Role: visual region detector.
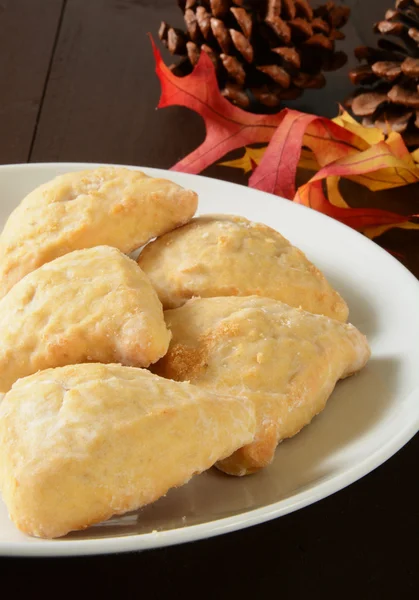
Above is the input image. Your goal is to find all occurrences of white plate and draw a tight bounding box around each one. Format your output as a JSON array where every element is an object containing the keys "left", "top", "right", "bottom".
[{"left": 0, "top": 163, "right": 418, "bottom": 557}]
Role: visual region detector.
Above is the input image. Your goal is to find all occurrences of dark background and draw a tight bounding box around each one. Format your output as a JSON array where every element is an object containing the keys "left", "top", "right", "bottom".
[{"left": 0, "top": 0, "right": 418, "bottom": 597}]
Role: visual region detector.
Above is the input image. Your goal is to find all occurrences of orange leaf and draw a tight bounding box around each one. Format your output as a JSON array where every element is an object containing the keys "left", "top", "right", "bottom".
[
  {"left": 294, "top": 144, "right": 419, "bottom": 237},
  {"left": 363, "top": 221, "right": 419, "bottom": 239},
  {"left": 308, "top": 141, "right": 419, "bottom": 186},
  {"left": 294, "top": 180, "right": 412, "bottom": 231},
  {"left": 303, "top": 118, "right": 370, "bottom": 166},
  {"left": 348, "top": 132, "right": 419, "bottom": 191},
  {"left": 151, "top": 36, "right": 284, "bottom": 174}
]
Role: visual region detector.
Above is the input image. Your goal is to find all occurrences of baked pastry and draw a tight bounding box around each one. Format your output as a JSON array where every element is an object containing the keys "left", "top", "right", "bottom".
[
  {"left": 0, "top": 167, "right": 198, "bottom": 298},
  {"left": 0, "top": 246, "right": 170, "bottom": 392},
  {"left": 0, "top": 363, "right": 255, "bottom": 538},
  {"left": 153, "top": 296, "right": 370, "bottom": 476},
  {"left": 138, "top": 214, "right": 348, "bottom": 321}
]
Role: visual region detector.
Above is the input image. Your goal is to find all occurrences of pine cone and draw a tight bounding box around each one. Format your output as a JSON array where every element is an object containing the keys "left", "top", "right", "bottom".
[
  {"left": 348, "top": 0, "right": 419, "bottom": 147},
  {"left": 159, "top": 0, "right": 350, "bottom": 111}
]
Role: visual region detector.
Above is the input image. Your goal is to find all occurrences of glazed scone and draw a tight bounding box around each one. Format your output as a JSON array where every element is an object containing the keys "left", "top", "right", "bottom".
[
  {"left": 138, "top": 214, "right": 348, "bottom": 321},
  {"left": 0, "top": 246, "right": 170, "bottom": 392},
  {"left": 153, "top": 296, "right": 370, "bottom": 476},
  {"left": 0, "top": 167, "right": 198, "bottom": 298},
  {"left": 0, "top": 363, "right": 256, "bottom": 539}
]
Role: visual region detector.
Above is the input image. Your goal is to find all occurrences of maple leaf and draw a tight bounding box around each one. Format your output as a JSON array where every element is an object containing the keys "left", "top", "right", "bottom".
[{"left": 151, "top": 36, "right": 285, "bottom": 174}]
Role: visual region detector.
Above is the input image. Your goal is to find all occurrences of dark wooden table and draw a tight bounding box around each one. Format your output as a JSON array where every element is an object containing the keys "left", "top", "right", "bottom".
[{"left": 0, "top": 0, "right": 418, "bottom": 596}]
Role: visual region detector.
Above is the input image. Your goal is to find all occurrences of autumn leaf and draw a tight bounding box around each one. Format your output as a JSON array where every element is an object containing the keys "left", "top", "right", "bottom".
[
  {"left": 248, "top": 109, "right": 375, "bottom": 198},
  {"left": 303, "top": 117, "right": 370, "bottom": 165},
  {"left": 151, "top": 36, "right": 284, "bottom": 174},
  {"left": 299, "top": 149, "right": 320, "bottom": 171},
  {"left": 293, "top": 151, "right": 419, "bottom": 234},
  {"left": 217, "top": 110, "right": 419, "bottom": 193},
  {"left": 294, "top": 179, "right": 416, "bottom": 231},
  {"left": 249, "top": 110, "right": 321, "bottom": 198},
  {"left": 152, "top": 44, "right": 418, "bottom": 239},
  {"left": 326, "top": 176, "right": 349, "bottom": 208},
  {"left": 363, "top": 221, "right": 419, "bottom": 239},
  {"left": 244, "top": 109, "right": 419, "bottom": 235},
  {"left": 219, "top": 147, "right": 265, "bottom": 174},
  {"left": 220, "top": 146, "right": 319, "bottom": 172},
  {"left": 332, "top": 108, "right": 385, "bottom": 146},
  {"left": 306, "top": 141, "right": 419, "bottom": 186}
]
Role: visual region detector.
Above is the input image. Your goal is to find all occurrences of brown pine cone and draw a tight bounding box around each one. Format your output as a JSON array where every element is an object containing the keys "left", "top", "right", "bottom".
[
  {"left": 159, "top": 0, "right": 350, "bottom": 111},
  {"left": 348, "top": 0, "right": 419, "bottom": 148}
]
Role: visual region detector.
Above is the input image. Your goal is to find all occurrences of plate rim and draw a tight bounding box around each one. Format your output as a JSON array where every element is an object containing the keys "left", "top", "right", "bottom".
[
  {"left": 0, "top": 161, "right": 418, "bottom": 557},
  {"left": 2, "top": 160, "right": 419, "bottom": 290}
]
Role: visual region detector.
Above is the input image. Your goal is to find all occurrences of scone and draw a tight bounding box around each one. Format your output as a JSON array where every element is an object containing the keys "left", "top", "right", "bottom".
[
  {"left": 0, "top": 167, "right": 198, "bottom": 298},
  {"left": 0, "top": 363, "right": 256, "bottom": 538},
  {"left": 139, "top": 214, "right": 348, "bottom": 321},
  {"left": 153, "top": 296, "right": 370, "bottom": 476},
  {"left": 0, "top": 246, "right": 170, "bottom": 392}
]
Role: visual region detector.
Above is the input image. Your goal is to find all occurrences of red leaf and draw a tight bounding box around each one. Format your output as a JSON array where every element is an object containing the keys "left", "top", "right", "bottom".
[
  {"left": 249, "top": 110, "right": 319, "bottom": 198},
  {"left": 151, "top": 36, "right": 285, "bottom": 174}
]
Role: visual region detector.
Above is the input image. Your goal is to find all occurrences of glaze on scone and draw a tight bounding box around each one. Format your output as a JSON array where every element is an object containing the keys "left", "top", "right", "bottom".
[
  {"left": 138, "top": 214, "right": 348, "bottom": 321},
  {"left": 0, "top": 246, "right": 171, "bottom": 392},
  {"left": 0, "top": 167, "right": 198, "bottom": 297},
  {"left": 0, "top": 363, "right": 255, "bottom": 538},
  {"left": 153, "top": 296, "right": 370, "bottom": 476}
]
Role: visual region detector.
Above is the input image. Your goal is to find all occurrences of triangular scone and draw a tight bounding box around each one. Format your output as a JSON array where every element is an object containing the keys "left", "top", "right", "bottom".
[
  {"left": 0, "top": 167, "right": 197, "bottom": 298},
  {"left": 0, "top": 364, "right": 255, "bottom": 539},
  {"left": 139, "top": 214, "right": 348, "bottom": 321},
  {"left": 153, "top": 296, "right": 370, "bottom": 476},
  {"left": 0, "top": 246, "right": 171, "bottom": 392}
]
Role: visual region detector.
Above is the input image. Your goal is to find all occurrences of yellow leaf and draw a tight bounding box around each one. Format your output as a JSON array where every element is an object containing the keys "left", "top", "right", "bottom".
[
  {"left": 348, "top": 169, "right": 419, "bottom": 191},
  {"left": 219, "top": 146, "right": 266, "bottom": 173},
  {"left": 298, "top": 148, "right": 320, "bottom": 171},
  {"left": 326, "top": 176, "right": 349, "bottom": 208},
  {"left": 332, "top": 109, "right": 385, "bottom": 145},
  {"left": 410, "top": 148, "right": 419, "bottom": 164},
  {"left": 220, "top": 145, "right": 321, "bottom": 174},
  {"left": 363, "top": 221, "right": 419, "bottom": 239},
  {"left": 344, "top": 136, "right": 419, "bottom": 191},
  {"left": 386, "top": 132, "right": 416, "bottom": 165}
]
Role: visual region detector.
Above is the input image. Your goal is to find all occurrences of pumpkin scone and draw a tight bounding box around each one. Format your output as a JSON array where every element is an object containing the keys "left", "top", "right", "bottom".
[
  {"left": 0, "top": 246, "right": 170, "bottom": 392},
  {"left": 0, "top": 167, "right": 198, "bottom": 298},
  {"left": 0, "top": 363, "right": 255, "bottom": 538},
  {"left": 138, "top": 214, "right": 348, "bottom": 321},
  {"left": 153, "top": 296, "right": 370, "bottom": 476}
]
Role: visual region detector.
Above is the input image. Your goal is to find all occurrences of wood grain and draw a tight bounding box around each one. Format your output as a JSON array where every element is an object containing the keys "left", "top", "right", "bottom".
[
  {"left": 0, "top": 0, "right": 65, "bottom": 163},
  {"left": 0, "top": 1, "right": 417, "bottom": 594},
  {"left": 30, "top": 0, "right": 205, "bottom": 166}
]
